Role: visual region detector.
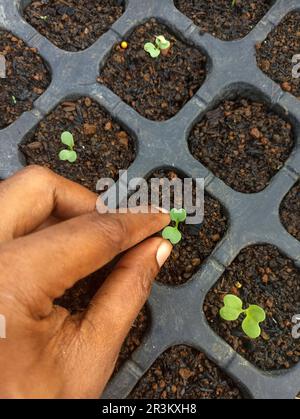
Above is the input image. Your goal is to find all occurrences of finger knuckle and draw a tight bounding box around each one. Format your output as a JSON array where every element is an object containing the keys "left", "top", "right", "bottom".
[
  {"left": 91, "top": 215, "right": 128, "bottom": 252},
  {"left": 135, "top": 262, "right": 154, "bottom": 298},
  {"left": 22, "top": 165, "right": 53, "bottom": 182}
]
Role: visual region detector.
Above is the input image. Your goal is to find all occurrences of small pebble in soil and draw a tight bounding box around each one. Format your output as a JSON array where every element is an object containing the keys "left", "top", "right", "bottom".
[
  {"left": 129, "top": 345, "right": 243, "bottom": 399},
  {"left": 0, "top": 30, "right": 50, "bottom": 129},
  {"left": 188, "top": 97, "right": 294, "bottom": 193},
  {"left": 174, "top": 0, "right": 273, "bottom": 41},
  {"left": 204, "top": 244, "right": 300, "bottom": 371},
  {"left": 99, "top": 19, "right": 206, "bottom": 121},
  {"left": 280, "top": 182, "right": 300, "bottom": 242},
  {"left": 24, "top": 0, "right": 124, "bottom": 52},
  {"left": 20, "top": 97, "right": 136, "bottom": 192},
  {"left": 147, "top": 170, "right": 228, "bottom": 286},
  {"left": 256, "top": 12, "right": 300, "bottom": 99}
]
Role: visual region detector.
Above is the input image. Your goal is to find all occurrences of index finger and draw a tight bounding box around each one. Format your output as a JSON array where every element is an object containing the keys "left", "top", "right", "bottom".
[
  {"left": 0, "top": 165, "right": 100, "bottom": 242},
  {"left": 0, "top": 208, "right": 170, "bottom": 317}
]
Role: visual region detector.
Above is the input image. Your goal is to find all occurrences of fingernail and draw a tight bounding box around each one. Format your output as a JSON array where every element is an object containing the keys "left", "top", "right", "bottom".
[
  {"left": 153, "top": 206, "right": 170, "bottom": 214},
  {"left": 156, "top": 240, "right": 173, "bottom": 267}
]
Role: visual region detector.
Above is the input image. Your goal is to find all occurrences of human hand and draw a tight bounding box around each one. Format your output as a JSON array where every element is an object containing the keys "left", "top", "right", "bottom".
[{"left": 0, "top": 166, "right": 172, "bottom": 399}]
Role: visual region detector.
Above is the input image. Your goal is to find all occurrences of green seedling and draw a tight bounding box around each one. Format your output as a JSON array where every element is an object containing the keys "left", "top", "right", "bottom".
[
  {"left": 144, "top": 35, "right": 171, "bottom": 58},
  {"left": 220, "top": 294, "right": 266, "bottom": 339},
  {"left": 58, "top": 131, "right": 77, "bottom": 163},
  {"left": 11, "top": 95, "right": 17, "bottom": 105},
  {"left": 162, "top": 208, "right": 186, "bottom": 245},
  {"left": 156, "top": 35, "right": 171, "bottom": 50},
  {"left": 232, "top": 0, "right": 237, "bottom": 6}
]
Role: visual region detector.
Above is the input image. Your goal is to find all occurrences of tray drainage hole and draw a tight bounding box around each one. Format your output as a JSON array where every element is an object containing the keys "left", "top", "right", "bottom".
[
  {"left": 0, "top": 29, "right": 50, "bottom": 130},
  {"left": 19, "top": 97, "right": 136, "bottom": 192},
  {"left": 174, "top": 0, "right": 274, "bottom": 41},
  {"left": 145, "top": 169, "right": 228, "bottom": 286},
  {"left": 98, "top": 18, "right": 207, "bottom": 122},
  {"left": 129, "top": 345, "right": 244, "bottom": 399},
  {"left": 188, "top": 96, "right": 294, "bottom": 194},
  {"left": 23, "top": 0, "right": 126, "bottom": 52},
  {"left": 204, "top": 244, "right": 300, "bottom": 372}
]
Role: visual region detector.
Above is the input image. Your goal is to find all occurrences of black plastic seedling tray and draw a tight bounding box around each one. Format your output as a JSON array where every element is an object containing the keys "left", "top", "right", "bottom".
[{"left": 0, "top": 0, "right": 300, "bottom": 400}]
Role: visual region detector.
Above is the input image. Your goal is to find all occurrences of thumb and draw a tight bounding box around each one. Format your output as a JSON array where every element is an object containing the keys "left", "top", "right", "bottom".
[{"left": 78, "top": 237, "right": 172, "bottom": 381}]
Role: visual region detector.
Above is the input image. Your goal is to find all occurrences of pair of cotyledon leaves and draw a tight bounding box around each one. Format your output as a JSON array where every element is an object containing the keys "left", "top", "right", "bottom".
[
  {"left": 220, "top": 294, "right": 266, "bottom": 339},
  {"left": 162, "top": 208, "right": 186, "bottom": 245},
  {"left": 59, "top": 131, "right": 77, "bottom": 163},
  {"left": 144, "top": 35, "right": 171, "bottom": 58}
]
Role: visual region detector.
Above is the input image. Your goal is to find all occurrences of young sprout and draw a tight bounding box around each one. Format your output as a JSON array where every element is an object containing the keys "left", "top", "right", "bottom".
[
  {"left": 162, "top": 208, "right": 186, "bottom": 245},
  {"left": 58, "top": 131, "right": 77, "bottom": 163},
  {"left": 155, "top": 35, "right": 171, "bottom": 50},
  {"left": 144, "top": 35, "right": 171, "bottom": 58},
  {"left": 232, "top": 0, "right": 237, "bottom": 6},
  {"left": 220, "top": 294, "right": 266, "bottom": 339}
]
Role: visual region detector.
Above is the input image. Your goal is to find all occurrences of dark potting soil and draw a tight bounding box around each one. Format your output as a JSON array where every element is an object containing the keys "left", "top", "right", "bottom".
[
  {"left": 24, "top": 0, "right": 124, "bottom": 52},
  {"left": 20, "top": 97, "right": 136, "bottom": 191},
  {"left": 0, "top": 31, "right": 50, "bottom": 129},
  {"left": 55, "top": 264, "right": 114, "bottom": 315},
  {"left": 129, "top": 345, "right": 243, "bottom": 399},
  {"left": 280, "top": 182, "right": 300, "bottom": 242},
  {"left": 204, "top": 244, "right": 300, "bottom": 371},
  {"left": 188, "top": 98, "right": 294, "bottom": 193},
  {"left": 98, "top": 19, "right": 207, "bottom": 121},
  {"left": 174, "top": 0, "right": 273, "bottom": 41},
  {"left": 256, "top": 12, "right": 300, "bottom": 99},
  {"left": 148, "top": 170, "right": 228, "bottom": 286}
]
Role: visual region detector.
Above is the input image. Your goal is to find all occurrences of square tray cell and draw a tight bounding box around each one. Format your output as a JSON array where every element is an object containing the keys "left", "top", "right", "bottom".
[
  {"left": 204, "top": 244, "right": 300, "bottom": 372},
  {"left": 129, "top": 345, "right": 244, "bottom": 399},
  {"left": 23, "top": 0, "right": 125, "bottom": 52},
  {"left": 98, "top": 19, "right": 207, "bottom": 121},
  {"left": 280, "top": 182, "right": 300, "bottom": 242},
  {"left": 146, "top": 169, "right": 228, "bottom": 286},
  {"left": 256, "top": 12, "right": 300, "bottom": 99},
  {"left": 188, "top": 96, "right": 294, "bottom": 193},
  {"left": 20, "top": 97, "right": 136, "bottom": 191},
  {"left": 0, "top": 30, "right": 50, "bottom": 129},
  {"left": 174, "top": 0, "right": 274, "bottom": 41}
]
